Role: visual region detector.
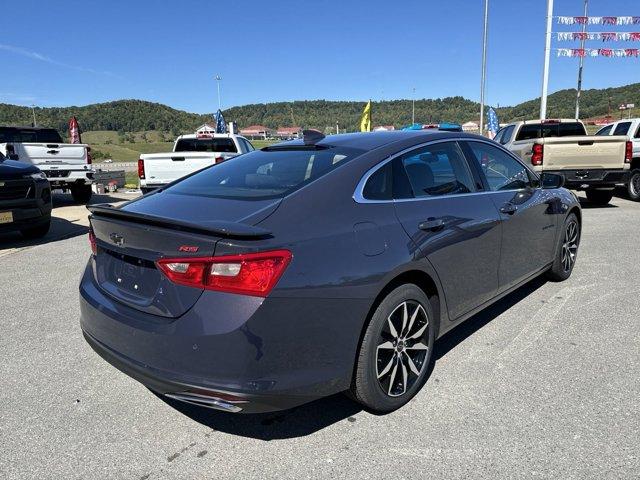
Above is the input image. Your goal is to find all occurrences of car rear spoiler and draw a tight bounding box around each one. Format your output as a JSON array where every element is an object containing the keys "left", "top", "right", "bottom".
[{"left": 87, "top": 204, "right": 272, "bottom": 239}]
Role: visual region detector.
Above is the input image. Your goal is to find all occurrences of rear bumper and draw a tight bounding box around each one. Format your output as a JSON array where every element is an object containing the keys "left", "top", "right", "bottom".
[
  {"left": 42, "top": 167, "right": 94, "bottom": 186},
  {"left": 0, "top": 193, "right": 52, "bottom": 233},
  {"left": 79, "top": 261, "right": 368, "bottom": 413},
  {"left": 547, "top": 169, "right": 629, "bottom": 190}
]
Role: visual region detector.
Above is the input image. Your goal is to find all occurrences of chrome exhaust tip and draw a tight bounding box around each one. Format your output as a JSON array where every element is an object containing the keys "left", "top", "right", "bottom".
[{"left": 165, "top": 392, "right": 244, "bottom": 413}]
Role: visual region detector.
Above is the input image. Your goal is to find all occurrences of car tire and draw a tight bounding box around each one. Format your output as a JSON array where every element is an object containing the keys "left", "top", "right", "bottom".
[
  {"left": 20, "top": 218, "right": 51, "bottom": 240},
  {"left": 546, "top": 212, "right": 580, "bottom": 282},
  {"left": 585, "top": 189, "right": 613, "bottom": 205},
  {"left": 627, "top": 168, "right": 640, "bottom": 202},
  {"left": 349, "top": 284, "right": 435, "bottom": 413},
  {"left": 71, "top": 185, "right": 92, "bottom": 204}
]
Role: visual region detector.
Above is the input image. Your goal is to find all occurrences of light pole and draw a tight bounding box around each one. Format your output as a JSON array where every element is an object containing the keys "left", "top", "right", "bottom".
[
  {"left": 214, "top": 75, "right": 222, "bottom": 110},
  {"left": 575, "top": 0, "right": 588, "bottom": 119},
  {"left": 30, "top": 104, "right": 37, "bottom": 127},
  {"left": 540, "top": 0, "right": 554, "bottom": 120},
  {"left": 412, "top": 87, "right": 416, "bottom": 124},
  {"left": 479, "top": 0, "right": 489, "bottom": 135}
]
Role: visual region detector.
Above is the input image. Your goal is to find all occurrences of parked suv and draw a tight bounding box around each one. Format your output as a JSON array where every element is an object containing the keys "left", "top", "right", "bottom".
[
  {"left": 595, "top": 118, "right": 640, "bottom": 201},
  {"left": 0, "top": 153, "right": 52, "bottom": 239}
]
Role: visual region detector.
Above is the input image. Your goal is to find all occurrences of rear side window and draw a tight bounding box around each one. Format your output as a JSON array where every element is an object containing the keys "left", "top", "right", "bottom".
[
  {"left": 613, "top": 122, "right": 632, "bottom": 136},
  {"left": 175, "top": 138, "right": 238, "bottom": 153},
  {"left": 516, "top": 122, "right": 586, "bottom": 141},
  {"left": 398, "top": 142, "right": 474, "bottom": 197},
  {"left": 362, "top": 162, "right": 392, "bottom": 200},
  {"left": 497, "top": 125, "right": 515, "bottom": 145},
  {"left": 596, "top": 124, "right": 613, "bottom": 136},
  {"left": 0, "top": 127, "right": 63, "bottom": 143},
  {"left": 636, "top": 124, "right": 640, "bottom": 139},
  {"left": 466, "top": 142, "right": 531, "bottom": 191},
  {"left": 167, "top": 146, "right": 364, "bottom": 200}
]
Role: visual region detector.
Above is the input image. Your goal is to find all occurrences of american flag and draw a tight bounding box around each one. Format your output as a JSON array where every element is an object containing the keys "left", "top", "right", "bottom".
[
  {"left": 214, "top": 109, "right": 227, "bottom": 134},
  {"left": 487, "top": 107, "right": 499, "bottom": 139}
]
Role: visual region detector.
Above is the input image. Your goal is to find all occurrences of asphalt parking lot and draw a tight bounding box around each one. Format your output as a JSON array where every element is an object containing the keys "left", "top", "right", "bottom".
[{"left": 1, "top": 192, "right": 638, "bottom": 479}]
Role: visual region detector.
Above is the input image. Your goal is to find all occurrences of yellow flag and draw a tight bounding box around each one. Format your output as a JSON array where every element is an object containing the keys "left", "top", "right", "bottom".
[{"left": 359, "top": 100, "right": 371, "bottom": 132}]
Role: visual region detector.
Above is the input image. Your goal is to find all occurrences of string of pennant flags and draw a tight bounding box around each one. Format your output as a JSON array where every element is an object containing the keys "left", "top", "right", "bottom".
[
  {"left": 556, "top": 48, "right": 640, "bottom": 57},
  {"left": 557, "top": 16, "right": 640, "bottom": 25},
  {"left": 557, "top": 32, "right": 640, "bottom": 41}
]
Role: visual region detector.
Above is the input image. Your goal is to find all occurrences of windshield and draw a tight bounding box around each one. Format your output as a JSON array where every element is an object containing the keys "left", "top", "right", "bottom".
[
  {"left": 166, "top": 146, "right": 364, "bottom": 200},
  {"left": 175, "top": 138, "right": 237, "bottom": 153}
]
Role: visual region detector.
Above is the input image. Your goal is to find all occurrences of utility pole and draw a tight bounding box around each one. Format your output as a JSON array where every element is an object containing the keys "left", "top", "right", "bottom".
[
  {"left": 540, "top": 0, "right": 554, "bottom": 120},
  {"left": 30, "top": 104, "right": 37, "bottom": 127},
  {"left": 412, "top": 87, "right": 416, "bottom": 124},
  {"left": 336, "top": 122, "right": 339, "bottom": 134},
  {"left": 479, "top": 0, "right": 489, "bottom": 135},
  {"left": 575, "top": 0, "right": 588, "bottom": 119},
  {"left": 214, "top": 75, "right": 222, "bottom": 110}
]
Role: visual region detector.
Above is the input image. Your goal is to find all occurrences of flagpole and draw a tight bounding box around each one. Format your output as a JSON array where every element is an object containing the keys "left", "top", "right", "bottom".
[
  {"left": 575, "top": 0, "right": 588, "bottom": 119},
  {"left": 479, "top": 0, "right": 489, "bottom": 136},
  {"left": 215, "top": 75, "right": 222, "bottom": 110},
  {"left": 540, "top": 0, "right": 554, "bottom": 120}
]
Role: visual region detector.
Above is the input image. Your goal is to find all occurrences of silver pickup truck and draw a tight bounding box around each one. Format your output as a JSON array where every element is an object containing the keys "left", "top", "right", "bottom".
[{"left": 494, "top": 119, "right": 632, "bottom": 205}]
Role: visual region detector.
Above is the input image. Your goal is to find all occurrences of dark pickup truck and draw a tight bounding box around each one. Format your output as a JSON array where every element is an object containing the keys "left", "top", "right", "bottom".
[{"left": 0, "top": 154, "right": 52, "bottom": 239}]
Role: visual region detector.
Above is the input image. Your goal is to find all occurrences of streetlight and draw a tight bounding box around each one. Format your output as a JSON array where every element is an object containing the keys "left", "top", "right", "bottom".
[
  {"left": 479, "top": 0, "right": 489, "bottom": 135},
  {"left": 214, "top": 75, "right": 222, "bottom": 110}
]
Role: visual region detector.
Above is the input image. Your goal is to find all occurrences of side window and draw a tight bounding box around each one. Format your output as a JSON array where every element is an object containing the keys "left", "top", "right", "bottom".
[
  {"left": 399, "top": 142, "right": 475, "bottom": 197},
  {"left": 596, "top": 124, "right": 613, "bottom": 136},
  {"left": 498, "top": 125, "right": 515, "bottom": 145},
  {"left": 466, "top": 142, "right": 531, "bottom": 191},
  {"left": 362, "top": 162, "right": 392, "bottom": 200},
  {"left": 242, "top": 138, "right": 255, "bottom": 152},
  {"left": 613, "top": 122, "right": 631, "bottom": 136},
  {"left": 635, "top": 123, "right": 640, "bottom": 139},
  {"left": 493, "top": 129, "right": 505, "bottom": 144}
]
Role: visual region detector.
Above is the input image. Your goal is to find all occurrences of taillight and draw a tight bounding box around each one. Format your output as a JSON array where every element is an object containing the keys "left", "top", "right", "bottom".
[
  {"left": 156, "top": 250, "right": 292, "bottom": 297},
  {"left": 88, "top": 229, "right": 97, "bottom": 255},
  {"left": 531, "top": 143, "right": 544, "bottom": 166},
  {"left": 215, "top": 156, "right": 224, "bottom": 164},
  {"left": 625, "top": 141, "right": 632, "bottom": 164},
  {"left": 138, "top": 158, "right": 145, "bottom": 179},
  {"left": 86, "top": 146, "right": 92, "bottom": 164}
]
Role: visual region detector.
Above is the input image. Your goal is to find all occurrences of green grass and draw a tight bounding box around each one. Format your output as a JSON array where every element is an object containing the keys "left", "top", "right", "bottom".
[{"left": 124, "top": 171, "right": 139, "bottom": 187}]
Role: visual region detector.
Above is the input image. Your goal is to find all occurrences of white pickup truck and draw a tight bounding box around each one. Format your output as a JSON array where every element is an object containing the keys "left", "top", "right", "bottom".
[
  {"left": 495, "top": 119, "right": 632, "bottom": 205},
  {"left": 138, "top": 133, "right": 254, "bottom": 193},
  {"left": 0, "top": 126, "right": 94, "bottom": 203},
  {"left": 595, "top": 118, "right": 640, "bottom": 201}
]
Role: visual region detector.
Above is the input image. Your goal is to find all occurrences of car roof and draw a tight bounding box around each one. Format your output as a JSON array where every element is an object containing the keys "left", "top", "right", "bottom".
[{"left": 273, "top": 130, "right": 486, "bottom": 151}]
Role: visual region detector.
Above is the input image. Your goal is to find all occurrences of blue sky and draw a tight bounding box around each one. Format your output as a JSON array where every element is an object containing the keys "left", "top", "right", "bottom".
[{"left": 0, "top": 0, "right": 638, "bottom": 113}]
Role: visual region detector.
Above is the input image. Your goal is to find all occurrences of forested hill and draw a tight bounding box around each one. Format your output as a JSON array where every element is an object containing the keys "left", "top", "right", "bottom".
[{"left": 1, "top": 83, "right": 638, "bottom": 134}]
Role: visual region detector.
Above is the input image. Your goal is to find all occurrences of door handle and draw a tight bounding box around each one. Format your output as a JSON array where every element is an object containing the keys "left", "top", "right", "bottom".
[
  {"left": 500, "top": 202, "right": 518, "bottom": 215},
  {"left": 418, "top": 218, "right": 445, "bottom": 232}
]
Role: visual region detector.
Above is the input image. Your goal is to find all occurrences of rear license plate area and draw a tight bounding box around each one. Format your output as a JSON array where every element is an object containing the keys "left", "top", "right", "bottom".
[
  {"left": 100, "top": 249, "right": 160, "bottom": 298},
  {"left": 0, "top": 211, "right": 13, "bottom": 224}
]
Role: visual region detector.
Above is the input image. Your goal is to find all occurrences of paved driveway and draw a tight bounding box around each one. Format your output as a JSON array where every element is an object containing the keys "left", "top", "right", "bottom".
[{"left": 1, "top": 194, "right": 638, "bottom": 479}]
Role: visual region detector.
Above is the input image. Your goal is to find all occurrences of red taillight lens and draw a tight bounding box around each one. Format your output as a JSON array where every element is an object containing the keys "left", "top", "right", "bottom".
[
  {"left": 156, "top": 250, "right": 292, "bottom": 297},
  {"left": 625, "top": 141, "right": 632, "bottom": 164},
  {"left": 88, "top": 230, "right": 97, "bottom": 255},
  {"left": 531, "top": 143, "right": 544, "bottom": 166},
  {"left": 138, "top": 158, "right": 145, "bottom": 179},
  {"left": 215, "top": 156, "right": 224, "bottom": 164},
  {"left": 86, "top": 146, "right": 92, "bottom": 164}
]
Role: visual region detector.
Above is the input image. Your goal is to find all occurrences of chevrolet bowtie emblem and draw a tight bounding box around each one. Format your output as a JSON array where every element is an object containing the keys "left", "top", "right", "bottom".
[{"left": 109, "top": 233, "right": 125, "bottom": 246}]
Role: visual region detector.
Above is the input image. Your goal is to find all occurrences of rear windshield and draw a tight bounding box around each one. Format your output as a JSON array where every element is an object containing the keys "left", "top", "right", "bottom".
[
  {"left": 166, "top": 146, "right": 364, "bottom": 200},
  {"left": 515, "top": 122, "right": 586, "bottom": 141},
  {"left": 0, "top": 127, "right": 63, "bottom": 143},
  {"left": 175, "top": 138, "right": 237, "bottom": 153}
]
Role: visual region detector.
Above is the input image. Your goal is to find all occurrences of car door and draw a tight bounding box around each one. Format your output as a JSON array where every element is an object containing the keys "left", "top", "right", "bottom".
[
  {"left": 461, "top": 140, "right": 558, "bottom": 292},
  {"left": 392, "top": 140, "right": 501, "bottom": 320}
]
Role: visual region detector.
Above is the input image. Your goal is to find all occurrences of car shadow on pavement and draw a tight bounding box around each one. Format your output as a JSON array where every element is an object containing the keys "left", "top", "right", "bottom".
[
  {"left": 159, "top": 392, "right": 362, "bottom": 440},
  {"left": 52, "top": 191, "right": 137, "bottom": 208}
]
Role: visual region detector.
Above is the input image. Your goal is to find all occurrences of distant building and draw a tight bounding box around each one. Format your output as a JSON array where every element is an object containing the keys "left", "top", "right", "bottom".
[
  {"left": 373, "top": 125, "right": 395, "bottom": 131},
  {"left": 239, "top": 125, "right": 274, "bottom": 139},
  {"left": 462, "top": 121, "right": 479, "bottom": 132},
  {"left": 275, "top": 127, "right": 301, "bottom": 139}
]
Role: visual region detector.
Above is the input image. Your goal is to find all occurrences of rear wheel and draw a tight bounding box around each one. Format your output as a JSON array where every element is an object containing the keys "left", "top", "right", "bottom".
[
  {"left": 20, "top": 218, "right": 51, "bottom": 239},
  {"left": 585, "top": 189, "right": 613, "bottom": 205},
  {"left": 71, "top": 185, "right": 92, "bottom": 204},
  {"left": 546, "top": 213, "right": 580, "bottom": 282},
  {"left": 627, "top": 168, "right": 640, "bottom": 202},
  {"left": 350, "top": 284, "right": 435, "bottom": 412}
]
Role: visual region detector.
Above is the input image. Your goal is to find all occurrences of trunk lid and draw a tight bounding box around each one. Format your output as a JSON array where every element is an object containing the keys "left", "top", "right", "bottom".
[
  {"left": 89, "top": 191, "right": 278, "bottom": 318},
  {"left": 17, "top": 143, "right": 88, "bottom": 166},
  {"left": 541, "top": 135, "right": 627, "bottom": 170}
]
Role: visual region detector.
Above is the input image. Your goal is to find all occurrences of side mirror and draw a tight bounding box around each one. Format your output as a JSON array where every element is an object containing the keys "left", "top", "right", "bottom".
[
  {"left": 541, "top": 172, "right": 564, "bottom": 189},
  {"left": 8, "top": 154, "right": 19, "bottom": 160}
]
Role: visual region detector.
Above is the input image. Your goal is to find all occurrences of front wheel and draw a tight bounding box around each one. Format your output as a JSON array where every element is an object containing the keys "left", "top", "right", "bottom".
[
  {"left": 349, "top": 284, "right": 435, "bottom": 412},
  {"left": 546, "top": 213, "right": 580, "bottom": 282},
  {"left": 585, "top": 189, "right": 613, "bottom": 205},
  {"left": 627, "top": 168, "right": 640, "bottom": 202}
]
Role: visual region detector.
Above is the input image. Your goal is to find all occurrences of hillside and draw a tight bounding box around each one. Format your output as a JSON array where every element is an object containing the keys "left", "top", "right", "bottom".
[{"left": 0, "top": 83, "right": 638, "bottom": 135}]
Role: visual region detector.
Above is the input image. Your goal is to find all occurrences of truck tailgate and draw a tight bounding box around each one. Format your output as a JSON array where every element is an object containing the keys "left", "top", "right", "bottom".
[
  {"left": 542, "top": 136, "right": 627, "bottom": 170},
  {"left": 142, "top": 152, "right": 231, "bottom": 185},
  {"left": 18, "top": 143, "right": 88, "bottom": 166}
]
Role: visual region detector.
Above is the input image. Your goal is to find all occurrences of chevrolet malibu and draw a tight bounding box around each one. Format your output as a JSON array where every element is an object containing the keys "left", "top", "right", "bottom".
[{"left": 80, "top": 130, "right": 581, "bottom": 414}]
